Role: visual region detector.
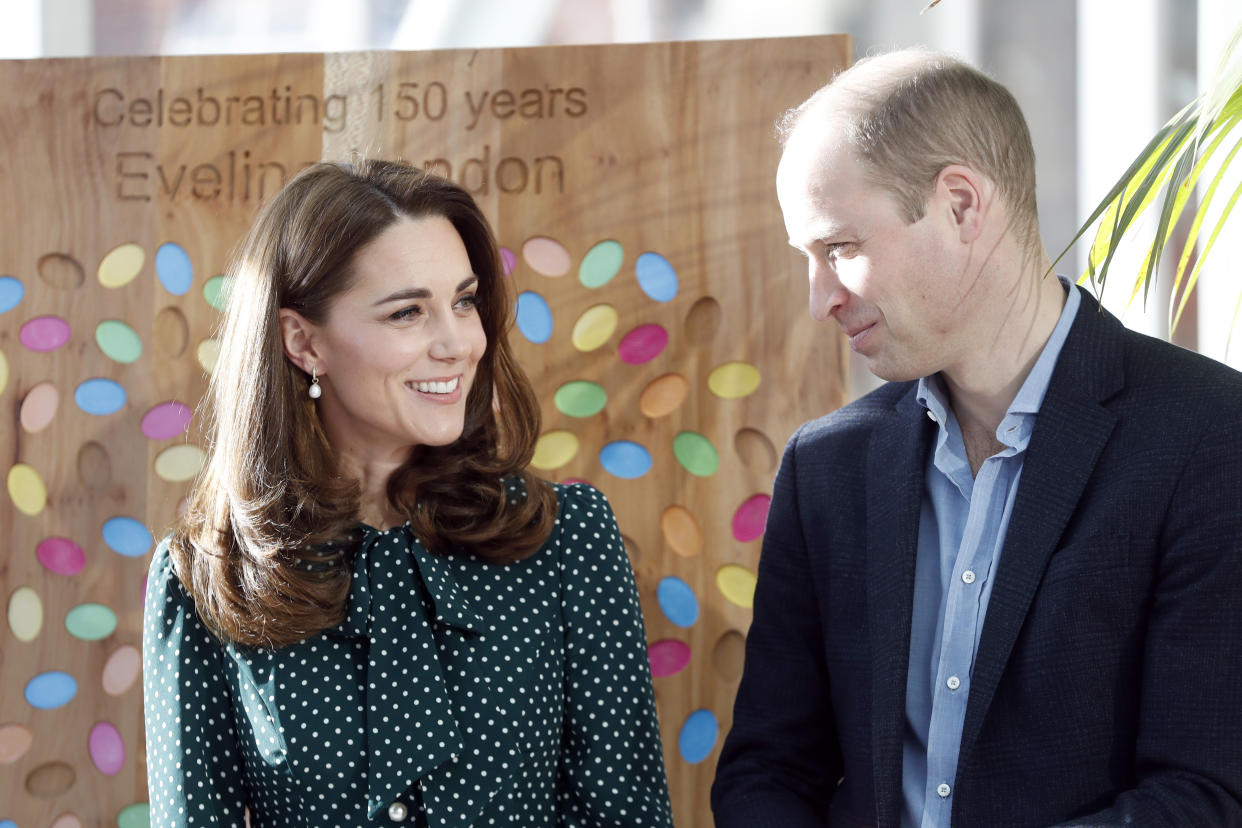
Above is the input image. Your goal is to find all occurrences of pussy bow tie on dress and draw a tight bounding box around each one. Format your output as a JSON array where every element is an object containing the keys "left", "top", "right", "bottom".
[{"left": 332, "top": 524, "right": 492, "bottom": 824}]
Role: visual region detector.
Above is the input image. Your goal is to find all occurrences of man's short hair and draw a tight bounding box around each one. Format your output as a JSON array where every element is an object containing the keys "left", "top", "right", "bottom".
[{"left": 779, "top": 50, "right": 1039, "bottom": 247}]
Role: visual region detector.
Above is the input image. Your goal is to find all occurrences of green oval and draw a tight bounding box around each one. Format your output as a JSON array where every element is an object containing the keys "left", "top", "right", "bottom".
[
  {"left": 202, "top": 275, "right": 231, "bottom": 311},
  {"left": 673, "top": 431, "right": 719, "bottom": 477},
  {"left": 65, "top": 602, "right": 118, "bottom": 641},
  {"left": 95, "top": 320, "right": 142, "bottom": 364},
  {"left": 117, "top": 802, "right": 151, "bottom": 828},
  {"left": 578, "top": 240, "right": 624, "bottom": 288},
  {"left": 554, "top": 380, "right": 608, "bottom": 418}
]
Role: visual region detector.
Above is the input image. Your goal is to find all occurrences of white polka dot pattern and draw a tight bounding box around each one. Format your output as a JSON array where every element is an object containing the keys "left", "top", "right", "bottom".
[{"left": 142, "top": 482, "right": 672, "bottom": 826}]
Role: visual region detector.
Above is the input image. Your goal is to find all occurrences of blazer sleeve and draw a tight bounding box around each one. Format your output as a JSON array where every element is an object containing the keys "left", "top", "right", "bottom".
[
  {"left": 142, "top": 540, "right": 249, "bottom": 827},
  {"left": 1055, "top": 417, "right": 1242, "bottom": 826},
  {"left": 712, "top": 427, "right": 841, "bottom": 827},
  {"left": 554, "top": 484, "right": 674, "bottom": 828}
]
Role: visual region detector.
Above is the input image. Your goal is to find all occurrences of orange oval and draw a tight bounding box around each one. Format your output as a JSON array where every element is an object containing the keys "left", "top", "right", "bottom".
[
  {"left": 661, "top": 505, "right": 702, "bottom": 557},
  {"left": 639, "top": 373, "right": 689, "bottom": 419}
]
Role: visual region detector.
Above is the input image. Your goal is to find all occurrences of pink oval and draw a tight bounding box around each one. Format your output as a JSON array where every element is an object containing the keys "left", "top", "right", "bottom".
[
  {"left": 560, "top": 477, "right": 594, "bottom": 487},
  {"left": 20, "top": 382, "right": 60, "bottom": 433},
  {"left": 20, "top": 316, "right": 72, "bottom": 352},
  {"left": 37, "top": 537, "right": 86, "bottom": 576},
  {"left": 140, "top": 400, "right": 193, "bottom": 440},
  {"left": 648, "top": 639, "right": 692, "bottom": 678},
  {"left": 88, "top": 721, "right": 125, "bottom": 775},
  {"left": 732, "top": 494, "right": 772, "bottom": 542},
  {"left": 617, "top": 324, "right": 669, "bottom": 365},
  {"left": 500, "top": 247, "right": 516, "bottom": 276}
]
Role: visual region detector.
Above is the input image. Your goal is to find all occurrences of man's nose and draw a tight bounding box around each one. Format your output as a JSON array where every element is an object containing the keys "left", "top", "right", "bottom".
[{"left": 808, "top": 256, "right": 846, "bottom": 322}]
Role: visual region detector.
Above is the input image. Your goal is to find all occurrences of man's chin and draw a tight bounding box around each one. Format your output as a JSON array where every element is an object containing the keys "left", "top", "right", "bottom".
[{"left": 865, "top": 358, "right": 922, "bottom": 384}]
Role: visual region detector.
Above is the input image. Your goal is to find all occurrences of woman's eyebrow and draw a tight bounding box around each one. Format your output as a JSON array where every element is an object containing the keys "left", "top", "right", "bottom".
[{"left": 372, "top": 276, "right": 478, "bottom": 306}]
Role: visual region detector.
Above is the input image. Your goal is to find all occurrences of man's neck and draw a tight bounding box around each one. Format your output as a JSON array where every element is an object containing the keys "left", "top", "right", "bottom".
[{"left": 942, "top": 263, "right": 1067, "bottom": 474}]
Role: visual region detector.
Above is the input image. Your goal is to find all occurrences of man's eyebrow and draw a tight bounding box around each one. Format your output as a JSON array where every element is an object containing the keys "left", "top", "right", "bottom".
[{"left": 372, "top": 275, "right": 478, "bottom": 306}]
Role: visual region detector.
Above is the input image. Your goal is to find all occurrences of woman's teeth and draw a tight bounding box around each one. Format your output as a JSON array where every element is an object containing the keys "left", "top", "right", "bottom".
[{"left": 411, "top": 378, "right": 459, "bottom": 394}]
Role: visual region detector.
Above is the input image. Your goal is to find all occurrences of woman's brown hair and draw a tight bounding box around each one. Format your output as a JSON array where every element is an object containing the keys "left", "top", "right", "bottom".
[{"left": 169, "top": 159, "right": 556, "bottom": 649}]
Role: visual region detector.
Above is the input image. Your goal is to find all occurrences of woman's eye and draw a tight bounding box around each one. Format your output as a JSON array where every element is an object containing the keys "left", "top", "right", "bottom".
[
  {"left": 455, "top": 292, "right": 478, "bottom": 311},
  {"left": 389, "top": 304, "right": 422, "bottom": 321}
]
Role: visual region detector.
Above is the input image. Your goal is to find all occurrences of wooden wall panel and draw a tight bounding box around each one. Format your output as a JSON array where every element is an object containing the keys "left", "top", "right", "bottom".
[{"left": 0, "top": 36, "right": 850, "bottom": 827}]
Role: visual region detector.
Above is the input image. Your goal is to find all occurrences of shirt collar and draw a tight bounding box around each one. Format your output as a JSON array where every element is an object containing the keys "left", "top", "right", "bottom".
[{"left": 917, "top": 275, "right": 1079, "bottom": 451}]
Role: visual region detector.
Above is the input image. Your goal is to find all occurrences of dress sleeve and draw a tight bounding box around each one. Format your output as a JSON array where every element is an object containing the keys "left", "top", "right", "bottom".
[
  {"left": 142, "top": 539, "right": 249, "bottom": 827},
  {"left": 554, "top": 485, "right": 674, "bottom": 827}
]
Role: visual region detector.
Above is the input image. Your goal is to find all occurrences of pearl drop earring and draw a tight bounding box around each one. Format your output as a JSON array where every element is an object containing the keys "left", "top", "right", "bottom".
[{"left": 308, "top": 368, "right": 322, "bottom": 399}]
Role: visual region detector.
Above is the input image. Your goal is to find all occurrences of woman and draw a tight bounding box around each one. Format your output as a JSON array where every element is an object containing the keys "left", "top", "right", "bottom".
[{"left": 142, "top": 159, "right": 673, "bottom": 827}]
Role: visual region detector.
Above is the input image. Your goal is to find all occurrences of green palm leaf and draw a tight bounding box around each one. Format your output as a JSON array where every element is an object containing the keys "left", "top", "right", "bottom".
[{"left": 1054, "top": 21, "right": 1242, "bottom": 336}]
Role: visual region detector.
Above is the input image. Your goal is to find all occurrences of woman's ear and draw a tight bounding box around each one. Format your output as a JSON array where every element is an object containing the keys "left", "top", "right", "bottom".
[{"left": 278, "top": 308, "right": 322, "bottom": 375}]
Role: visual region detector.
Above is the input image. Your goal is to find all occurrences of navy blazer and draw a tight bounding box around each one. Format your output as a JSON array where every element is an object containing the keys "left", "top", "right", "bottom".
[{"left": 712, "top": 288, "right": 1242, "bottom": 827}]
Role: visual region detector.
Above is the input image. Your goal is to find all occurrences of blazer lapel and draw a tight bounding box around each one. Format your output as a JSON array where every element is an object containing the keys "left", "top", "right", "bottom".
[
  {"left": 957, "top": 289, "right": 1124, "bottom": 772},
  {"left": 867, "top": 385, "right": 934, "bottom": 828}
]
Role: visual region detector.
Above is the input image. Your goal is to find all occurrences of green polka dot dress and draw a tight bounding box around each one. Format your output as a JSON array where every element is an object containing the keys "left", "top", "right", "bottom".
[{"left": 143, "top": 483, "right": 673, "bottom": 826}]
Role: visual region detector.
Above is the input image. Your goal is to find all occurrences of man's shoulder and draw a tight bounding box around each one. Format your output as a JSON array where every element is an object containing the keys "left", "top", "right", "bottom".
[
  {"left": 791, "top": 380, "right": 916, "bottom": 454},
  {"left": 1116, "top": 324, "right": 1242, "bottom": 417}
]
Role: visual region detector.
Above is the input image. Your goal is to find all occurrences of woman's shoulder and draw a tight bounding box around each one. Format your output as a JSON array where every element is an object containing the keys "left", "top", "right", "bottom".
[
  {"left": 545, "top": 481, "right": 626, "bottom": 562},
  {"left": 552, "top": 480, "right": 614, "bottom": 522},
  {"left": 146, "top": 536, "right": 184, "bottom": 600}
]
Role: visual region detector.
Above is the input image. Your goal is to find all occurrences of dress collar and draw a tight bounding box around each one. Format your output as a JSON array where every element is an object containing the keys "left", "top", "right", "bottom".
[{"left": 330, "top": 524, "right": 483, "bottom": 639}]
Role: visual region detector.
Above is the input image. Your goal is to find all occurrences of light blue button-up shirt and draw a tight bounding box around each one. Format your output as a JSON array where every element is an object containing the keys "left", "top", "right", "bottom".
[{"left": 900, "top": 277, "right": 1079, "bottom": 828}]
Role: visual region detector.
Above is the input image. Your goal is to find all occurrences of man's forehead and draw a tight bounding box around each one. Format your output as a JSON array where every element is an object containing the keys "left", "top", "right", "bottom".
[{"left": 778, "top": 117, "right": 860, "bottom": 197}]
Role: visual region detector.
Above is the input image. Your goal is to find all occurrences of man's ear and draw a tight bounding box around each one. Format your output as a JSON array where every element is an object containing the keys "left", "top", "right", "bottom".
[
  {"left": 278, "top": 308, "right": 323, "bottom": 375},
  {"left": 935, "top": 164, "right": 992, "bottom": 243}
]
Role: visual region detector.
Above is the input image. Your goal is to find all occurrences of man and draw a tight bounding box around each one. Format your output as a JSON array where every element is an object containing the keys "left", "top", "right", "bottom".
[{"left": 711, "top": 49, "right": 1242, "bottom": 827}]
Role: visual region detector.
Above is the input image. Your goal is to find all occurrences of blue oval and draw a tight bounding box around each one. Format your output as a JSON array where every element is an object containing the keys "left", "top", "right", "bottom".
[
  {"left": 102, "top": 516, "right": 153, "bottom": 558},
  {"left": 599, "top": 440, "right": 652, "bottom": 479},
  {"left": 678, "top": 709, "right": 719, "bottom": 764},
  {"left": 515, "top": 291, "right": 553, "bottom": 344},
  {"left": 635, "top": 252, "right": 678, "bottom": 303},
  {"left": 74, "top": 378, "right": 127, "bottom": 415},
  {"left": 25, "top": 670, "right": 77, "bottom": 710},
  {"left": 0, "top": 819, "right": 17, "bottom": 828},
  {"left": 155, "top": 242, "right": 193, "bottom": 296},
  {"left": 0, "top": 276, "right": 23, "bottom": 314},
  {"left": 657, "top": 575, "right": 699, "bottom": 627}
]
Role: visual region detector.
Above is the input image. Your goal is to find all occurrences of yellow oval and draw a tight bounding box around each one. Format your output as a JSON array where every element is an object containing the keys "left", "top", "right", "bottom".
[
  {"left": 639, "top": 373, "right": 689, "bottom": 418},
  {"left": 8, "top": 586, "right": 43, "bottom": 642},
  {"left": 708, "top": 361, "right": 761, "bottom": 400},
  {"left": 0, "top": 349, "right": 8, "bottom": 395},
  {"left": 571, "top": 304, "right": 619, "bottom": 352},
  {"left": 154, "top": 444, "right": 205, "bottom": 482},
  {"left": 98, "top": 243, "right": 145, "bottom": 289},
  {"left": 531, "top": 430, "right": 579, "bottom": 470},
  {"left": 661, "top": 505, "right": 702, "bottom": 557},
  {"left": 196, "top": 339, "right": 220, "bottom": 374},
  {"left": 716, "top": 564, "right": 758, "bottom": 609},
  {"left": 7, "top": 463, "right": 47, "bottom": 516}
]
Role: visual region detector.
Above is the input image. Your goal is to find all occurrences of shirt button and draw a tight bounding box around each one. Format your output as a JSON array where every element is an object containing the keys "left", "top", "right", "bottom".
[
  {"left": 946, "top": 676, "right": 961, "bottom": 690},
  {"left": 962, "top": 570, "right": 976, "bottom": 584},
  {"left": 937, "top": 783, "right": 952, "bottom": 798},
  {"left": 387, "top": 801, "right": 409, "bottom": 822},
  {"left": 926, "top": 410, "right": 937, "bottom": 422}
]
